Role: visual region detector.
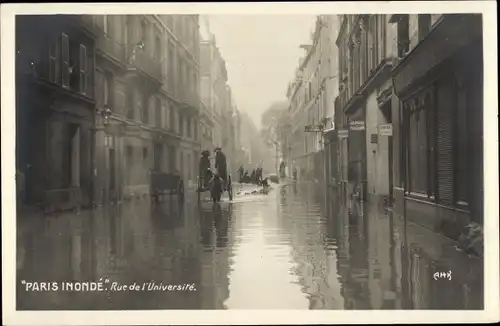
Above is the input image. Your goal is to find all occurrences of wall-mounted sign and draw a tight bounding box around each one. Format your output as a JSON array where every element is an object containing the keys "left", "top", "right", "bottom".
[
  {"left": 370, "top": 134, "right": 379, "bottom": 144},
  {"left": 304, "top": 125, "right": 322, "bottom": 132},
  {"left": 379, "top": 124, "right": 393, "bottom": 136},
  {"left": 338, "top": 130, "right": 349, "bottom": 139},
  {"left": 349, "top": 121, "right": 365, "bottom": 131}
]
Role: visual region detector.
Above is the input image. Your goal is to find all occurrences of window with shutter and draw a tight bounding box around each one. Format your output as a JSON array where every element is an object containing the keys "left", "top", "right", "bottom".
[
  {"left": 155, "top": 98, "right": 162, "bottom": 128},
  {"left": 61, "top": 33, "right": 70, "bottom": 88},
  {"left": 170, "top": 106, "right": 175, "bottom": 130},
  {"left": 49, "top": 41, "right": 58, "bottom": 83},
  {"left": 436, "top": 76, "right": 455, "bottom": 205},
  {"left": 143, "top": 93, "right": 149, "bottom": 124},
  {"left": 79, "top": 44, "right": 87, "bottom": 94},
  {"left": 126, "top": 87, "right": 134, "bottom": 119}
]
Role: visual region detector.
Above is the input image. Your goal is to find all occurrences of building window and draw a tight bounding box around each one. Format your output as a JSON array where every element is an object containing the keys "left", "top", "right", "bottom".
[
  {"left": 61, "top": 33, "right": 70, "bottom": 88},
  {"left": 126, "top": 146, "right": 133, "bottom": 165},
  {"left": 179, "top": 114, "right": 184, "bottom": 136},
  {"left": 418, "top": 14, "right": 432, "bottom": 42},
  {"left": 143, "top": 147, "right": 148, "bottom": 160},
  {"left": 142, "top": 93, "right": 149, "bottom": 124},
  {"left": 168, "top": 43, "right": 175, "bottom": 92},
  {"left": 126, "top": 87, "right": 134, "bottom": 119},
  {"left": 455, "top": 77, "right": 468, "bottom": 205},
  {"left": 141, "top": 20, "right": 148, "bottom": 44},
  {"left": 79, "top": 44, "right": 88, "bottom": 95},
  {"left": 155, "top": 98, "right": 162, "bottom": 128},
  {"left": 155, "top": 35, "right": 161, "bottom": 62},
  {"left": 404, "top": 88, "right": 435, "bottom": 196},
  {"left": 187, "top": 118, "right": 191, "bottom": 138},
  {"left": 103, "top": 15, "right": 113, "bottom": 36},
  {"left": 49, "top": 40, "right": 58, "bottom": 83},
  {"left": 169, "top": 106, "right": 175, "bottom": 130},
  {"left": 397, "top": 15, "right": 410, "bottom": 58}
]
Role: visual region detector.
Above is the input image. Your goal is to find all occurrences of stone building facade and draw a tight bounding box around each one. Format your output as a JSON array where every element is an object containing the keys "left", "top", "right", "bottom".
[
  {"left": 92, "top": 14, "right": 201, "bottom": 202},
  {"left": 390, "top": 14, "right": 483, "bottom": 237},
  {"left": 16, "top": 15, "right": 98, "bottom": 212},
  {"left": 335, "top": 14, "right": 397, "bottom": 201}
]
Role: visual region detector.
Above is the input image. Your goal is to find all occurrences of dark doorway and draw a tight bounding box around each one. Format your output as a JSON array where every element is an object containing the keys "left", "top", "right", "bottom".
[
  {"left": 109, "top": 148, "right": 116, "bottom": 200},
  {"left": 381, "top": 102, "right": 394, "bottom": 203}
]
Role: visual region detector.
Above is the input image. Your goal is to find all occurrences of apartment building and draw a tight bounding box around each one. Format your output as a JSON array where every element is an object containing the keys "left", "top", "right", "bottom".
[
  {"left": 92, "top": 14, "right": 201, "bottom": 202},
  {"left": 335, "top": 14, "right": 396, "bottom": 201},
  {"left": 16, "top": 15, "right": 98, "bottom": 212},
  {"left": 287, "top": 15, "right": 339, "bottom": 181},
  {"left": 389, "top": 14, "right": 483, "bottom": 236}
]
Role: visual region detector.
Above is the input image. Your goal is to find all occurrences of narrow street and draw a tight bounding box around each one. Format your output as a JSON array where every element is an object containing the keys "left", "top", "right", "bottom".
[{"left": 16, "top": 182, "right": 483, "bottom": 310}]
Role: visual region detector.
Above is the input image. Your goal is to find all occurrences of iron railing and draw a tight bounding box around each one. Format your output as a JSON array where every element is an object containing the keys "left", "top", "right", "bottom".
[{"left": 127, "top": 45, "right": 163, "bottom": 83}]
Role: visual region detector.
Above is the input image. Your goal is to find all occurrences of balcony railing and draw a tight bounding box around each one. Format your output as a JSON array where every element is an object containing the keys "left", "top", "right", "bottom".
[
  {"left": 96, "top": 33, "right": 126, "bottom": 65},
  {"left": 127, "top": 45, "right": 163, "bottom": 83}
]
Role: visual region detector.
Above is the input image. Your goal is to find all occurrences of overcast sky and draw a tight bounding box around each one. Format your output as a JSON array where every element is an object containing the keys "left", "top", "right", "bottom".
[{"left": 207, "top": 15, "right": 316, "bottom": 128}]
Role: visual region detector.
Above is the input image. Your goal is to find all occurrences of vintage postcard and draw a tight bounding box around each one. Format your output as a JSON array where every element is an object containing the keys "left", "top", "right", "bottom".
[{"left": 1, "top": 1, "right": 498, "bottom": 325}]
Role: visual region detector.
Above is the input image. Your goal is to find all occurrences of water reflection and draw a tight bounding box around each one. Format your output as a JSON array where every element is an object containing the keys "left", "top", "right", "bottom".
[{"left": 16, "top": 183, "right": 483, "bottom": 310}]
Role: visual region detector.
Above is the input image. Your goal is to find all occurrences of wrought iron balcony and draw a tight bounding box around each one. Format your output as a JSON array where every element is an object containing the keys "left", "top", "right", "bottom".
[{"left": 127, "top": 45, "right": 163, "bottom": 84}]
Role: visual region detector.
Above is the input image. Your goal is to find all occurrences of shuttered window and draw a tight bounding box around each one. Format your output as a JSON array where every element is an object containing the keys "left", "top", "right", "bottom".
[
  {"left": 49, "top": 41, "right": 58, "bottom": 83},
  {"left": 79, "top": 44, "right": 88, "bottom": 95},
  {"left": 142, "top": 93, "right": 149, "bottom": 124},
  {"left": 169, "top": 106, "right": 175, "bottom": 130},
  {"left": 405, "top": 88, "right": 437, "bottom": 196},
  {"left": 61, "top": 33, "right": 70, "bottom": 88},
  {"left": 155, "top": 98, "right": 162, "bottom": 128},
  {"left": 455, "top": 76, "right": 469, "bottom": 205},
  {"left": 436, "top": 76, "right": 455, "bottom": 206},
  {"left": 126, "top": 87, "right": 134, "bottom": 119}
]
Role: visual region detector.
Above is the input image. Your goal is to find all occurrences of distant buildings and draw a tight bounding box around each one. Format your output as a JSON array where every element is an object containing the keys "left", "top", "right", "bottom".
[
  {"left": 199, "top": 16, "right": 241, "bottom": 176},
  {"left": 286, "top": 15, "right": 339, "bottom": 182}
]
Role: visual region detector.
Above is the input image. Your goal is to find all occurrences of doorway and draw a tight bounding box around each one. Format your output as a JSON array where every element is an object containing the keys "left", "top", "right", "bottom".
[
  {"left": 109, "top": 148, "right": 116, "bottom": 201},
  {"left": 381, "top": 102, "right": 394, "bottom": 204}
]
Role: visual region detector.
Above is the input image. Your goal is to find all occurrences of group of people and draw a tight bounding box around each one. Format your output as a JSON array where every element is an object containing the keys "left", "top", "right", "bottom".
[
  {"left": 237, "top": 165, "right": 264, "bottom": 186},
  {"left": 199, "top": 147, "right": 229, "bottom": 203}
]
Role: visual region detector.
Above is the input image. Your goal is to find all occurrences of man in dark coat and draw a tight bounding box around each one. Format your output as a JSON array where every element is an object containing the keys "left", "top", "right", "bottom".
[{"left": 214, "top": 147, "right": 228, "bottom": 189}]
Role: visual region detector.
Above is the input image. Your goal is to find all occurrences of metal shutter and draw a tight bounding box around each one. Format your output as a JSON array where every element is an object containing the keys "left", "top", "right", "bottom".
[{"left": 436, "top": 77, "right": 454, "bottom": 205}]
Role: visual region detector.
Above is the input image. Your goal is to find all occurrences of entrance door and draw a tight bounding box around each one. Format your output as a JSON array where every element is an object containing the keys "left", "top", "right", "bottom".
[{"left": 381, "top": 102, "right": 394, "bottom": 204}]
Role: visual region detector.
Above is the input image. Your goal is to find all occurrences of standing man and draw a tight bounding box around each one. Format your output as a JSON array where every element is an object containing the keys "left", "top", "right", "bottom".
[{"left": 214, "top": 147, "right": 228, "bottom": 190}]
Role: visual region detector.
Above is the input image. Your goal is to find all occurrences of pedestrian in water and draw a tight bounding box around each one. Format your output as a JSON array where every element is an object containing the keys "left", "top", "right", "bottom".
[
  {"left": 211, "top": 173, "right": 223, "bottom": 203},
  {"left": 238, "top": 165, "right": 244, "bottom": 182},
  {"left": 250, "top": 169, "right": 256, "bottom": 184},
  {"left": 214, "top": 147, "right": 228, "bottom": 189}
]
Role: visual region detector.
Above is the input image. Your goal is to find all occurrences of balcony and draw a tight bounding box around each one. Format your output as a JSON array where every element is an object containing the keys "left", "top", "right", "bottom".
[
  {"left": 96, "top": 33, "right": 127, "bottom": 68},
  {"left": 126, "top": 45, "right": 163, "bottom": 89}
]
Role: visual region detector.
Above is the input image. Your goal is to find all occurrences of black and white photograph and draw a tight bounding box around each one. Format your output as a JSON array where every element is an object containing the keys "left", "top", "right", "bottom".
[{"left": 1, "top": 1, "right": 498, "bottom": 325}]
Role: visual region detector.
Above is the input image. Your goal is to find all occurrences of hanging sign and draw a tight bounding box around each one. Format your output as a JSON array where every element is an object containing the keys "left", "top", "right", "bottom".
[
  {"left": 379, "top": 124, "right": 393, "bottom": 136},
  {"left": 349, "top": 121, "right": 365, "bottom": 131},
  {"left": 338, "top": 130, "right": 349, "bottom": 139}
]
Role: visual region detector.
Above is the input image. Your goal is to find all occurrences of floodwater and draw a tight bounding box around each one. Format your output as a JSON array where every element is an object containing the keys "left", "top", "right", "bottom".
[{"left": 16, "top": 182, "right": 483, "bottom": 310}]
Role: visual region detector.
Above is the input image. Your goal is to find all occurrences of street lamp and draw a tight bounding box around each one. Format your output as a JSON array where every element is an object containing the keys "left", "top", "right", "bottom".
[{"left": 96, "top": 104, "right": 112, "bottom": 126}]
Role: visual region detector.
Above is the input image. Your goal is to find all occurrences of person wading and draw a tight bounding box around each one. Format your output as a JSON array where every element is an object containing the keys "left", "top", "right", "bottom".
[{"left": 214, "top": 147, "right": 228, "bottom": 190}]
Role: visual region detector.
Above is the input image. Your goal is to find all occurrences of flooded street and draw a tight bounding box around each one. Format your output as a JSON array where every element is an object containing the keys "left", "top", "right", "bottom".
[{"left": 17, "top": 183, "right": 483, "bottom": 310}]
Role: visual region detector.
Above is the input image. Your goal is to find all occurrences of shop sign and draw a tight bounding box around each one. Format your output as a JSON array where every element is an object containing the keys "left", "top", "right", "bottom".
[
  {"left": 379, "top": 124, "right": 393, "bottom": 136},
  {"left": 349, "top": 121, "right": 365, "bottom": 131}
]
